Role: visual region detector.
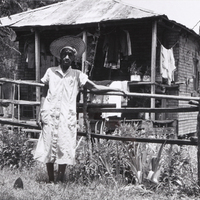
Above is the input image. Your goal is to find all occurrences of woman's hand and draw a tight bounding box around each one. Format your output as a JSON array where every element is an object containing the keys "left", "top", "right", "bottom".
[
  {"left": 36, "top": 111, "right": 42, "bottom": 129},
  {"left": 121, "top": 89, "right": 129, "bottom": 97}
]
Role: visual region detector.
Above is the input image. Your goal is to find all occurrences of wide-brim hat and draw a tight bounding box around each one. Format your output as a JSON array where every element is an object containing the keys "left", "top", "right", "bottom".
[{"left": 50, "top": 36, "right": 86, "bottom": 59}]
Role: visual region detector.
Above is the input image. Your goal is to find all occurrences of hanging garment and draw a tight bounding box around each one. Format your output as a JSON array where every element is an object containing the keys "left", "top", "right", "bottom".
[
  {"left": 104, "top": 50, "right": 121, "bottom": 69},
  {"left": 103, "top": 29, "right": 132, "bottom": 69},
  {"left": 24, "top": 41, "right": 35, "bottom": 69},
  {"left": 121, "top": 30, "right": 132, "bottom": 57},
  {"left": 160, "top": 45, "right": 176, "bottom": 85},
  {"left": 24, "top": 39, "right": 47, "bottom": 69},
  {"left": 126, "top": 31, "right": 132, "bottom": 56},
  {"left": 103, "top": 31, "right": 120, "bottom": 69}
]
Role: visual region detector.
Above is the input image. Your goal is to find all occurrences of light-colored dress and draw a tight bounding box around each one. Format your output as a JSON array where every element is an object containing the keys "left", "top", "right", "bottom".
[{"left": 34, "top": 66, "right": 88, "bottom": 165}]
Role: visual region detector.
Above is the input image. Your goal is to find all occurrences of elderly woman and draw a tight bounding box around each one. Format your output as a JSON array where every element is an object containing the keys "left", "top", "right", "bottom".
[{"left": 34, "top": 36, "right": 126, "bottom": 183}]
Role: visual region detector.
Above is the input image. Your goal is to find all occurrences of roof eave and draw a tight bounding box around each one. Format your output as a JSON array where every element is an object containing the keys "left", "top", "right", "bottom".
[{"left": 9, "top": 15, "right": 165, "bottom": 32}]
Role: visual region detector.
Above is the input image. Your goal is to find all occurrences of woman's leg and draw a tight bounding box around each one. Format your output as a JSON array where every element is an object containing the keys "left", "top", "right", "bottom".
[
  {"left": 57, "top": 164, "right": 66, "bottom": 182},
  {"left": 46, "top": 163, "right": 54, "bottom": 183}
]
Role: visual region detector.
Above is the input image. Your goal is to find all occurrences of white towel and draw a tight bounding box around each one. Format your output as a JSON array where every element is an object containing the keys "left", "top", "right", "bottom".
[{"left": 102, "top": 81, "right": 129, "bottom": 119}]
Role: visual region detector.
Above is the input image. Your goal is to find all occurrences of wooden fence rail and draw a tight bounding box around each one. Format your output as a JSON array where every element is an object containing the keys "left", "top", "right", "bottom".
[
  {"left": 0, "top": 78, "right": 44, "bottom": 87},
  {"left": 0, "top": 118, "right": 197, "bottom": 146},
  {"left": 78, "top": 132, "right": 198, "bottom": 146},
  {"left": 105, "top": 91, "right": 200, "bottom": 101},
  {"left": 0, "top": 99, "right": 40, "bottom": 106},
  {"left": 88, "top": 106, "right": 199, "bottom": 113}
]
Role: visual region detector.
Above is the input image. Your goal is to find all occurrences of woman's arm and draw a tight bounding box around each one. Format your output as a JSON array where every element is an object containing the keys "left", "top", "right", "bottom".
[
  {"left": 40, "top": 84, "right": 48, "bottom": 109},
  {"left": 36, "top": 84, "right": 48, "bottom": 127},
  {"left": 84, "top": 80, "right": 126, "bottom": 95}
]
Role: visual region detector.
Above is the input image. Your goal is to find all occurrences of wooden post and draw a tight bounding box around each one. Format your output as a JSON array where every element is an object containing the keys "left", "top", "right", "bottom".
[
  {"left": 198, "top": 102, "right": 200, "bottom": 185},
  {"left": 35, "top": 30, "right": 41, "bottom": 117},
  {"left": 83, "top": 88, "right": 92, "bottom": 159},
  {"left": 81, "top": 31, "right": 92, "bottom": 158},
  {"left": 150, "top": 20, "right": 157, "bottom": 120},
  {"left": 18, "top": 84, "right": 20, "bottom": 120},
  {"left": 78, "top": 31, "right": 87, "bottom": 127},
  {"left": 82, "top": 31, "right": 87, "bottom": 73}
]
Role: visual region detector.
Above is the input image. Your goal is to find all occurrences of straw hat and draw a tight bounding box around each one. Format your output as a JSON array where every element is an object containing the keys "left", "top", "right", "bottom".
[{"left": 50, "top": 36, "right": 86, "bottom": 59}]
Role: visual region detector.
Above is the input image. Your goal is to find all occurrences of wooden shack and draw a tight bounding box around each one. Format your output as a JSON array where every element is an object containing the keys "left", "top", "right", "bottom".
[{"left": 0, "top": 0, "right": 200, "bottom": 136}]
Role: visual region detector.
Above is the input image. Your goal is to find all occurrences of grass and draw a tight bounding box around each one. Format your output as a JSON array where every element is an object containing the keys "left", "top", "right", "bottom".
[
  {"left": 0, "top": 157, "right": 199, "bottom": 200},
  {"left": 0, "top": 164, "right": 182, "bottom": 200}
]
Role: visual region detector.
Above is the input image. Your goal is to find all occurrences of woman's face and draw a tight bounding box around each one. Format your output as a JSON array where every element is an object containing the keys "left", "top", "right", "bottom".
[{"left": 60, "top": 48, "right": 75, "bottom": 71}]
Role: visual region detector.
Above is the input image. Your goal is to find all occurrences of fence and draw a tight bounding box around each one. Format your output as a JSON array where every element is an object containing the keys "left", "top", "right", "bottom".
[{"left": 0, "top": 78, "right": 200, "bottom": 184}]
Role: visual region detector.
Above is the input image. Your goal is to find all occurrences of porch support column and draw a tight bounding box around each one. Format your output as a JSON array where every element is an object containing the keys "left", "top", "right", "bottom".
[
  {"left": 78, "top": 31, "right": 88, "bottom": 131},
  {"left": 35, "top": 30, "right": 41, "bottom": 116},
  {"left": 82, "top": 31, "right": 87, "bottom": 72},
  {"left": 82, "top": 30, "right": 92, "bottom": 158},
  {"left": 150, "top": 20, "right": 157, "bottom": 120}
]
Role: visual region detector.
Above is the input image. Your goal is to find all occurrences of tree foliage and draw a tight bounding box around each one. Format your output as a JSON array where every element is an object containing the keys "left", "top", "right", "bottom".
[
  {"left": 0, "top": 0, "right": 64, "bottom": 78},
  {"left": 0, "top": 0, "right": 64, "bottom": 17}
]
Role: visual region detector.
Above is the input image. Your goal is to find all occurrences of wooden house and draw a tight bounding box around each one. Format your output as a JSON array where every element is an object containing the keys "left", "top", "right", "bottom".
[{"left": 0, "top": 0, "right": 200, "bottom": 136}]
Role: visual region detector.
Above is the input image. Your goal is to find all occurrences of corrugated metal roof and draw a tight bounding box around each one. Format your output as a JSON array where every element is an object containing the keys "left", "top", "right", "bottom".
[{"left": 0, "top": 0, "right": 162, "bottom": 27}]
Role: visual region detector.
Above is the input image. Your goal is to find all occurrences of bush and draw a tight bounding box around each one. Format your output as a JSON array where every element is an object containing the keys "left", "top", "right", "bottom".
[
  {"left": 159, "top": 144, "right": 199, "bottom": 196},
  {"left": 0, "top": 126, "right": 35, "bottom": 169}
]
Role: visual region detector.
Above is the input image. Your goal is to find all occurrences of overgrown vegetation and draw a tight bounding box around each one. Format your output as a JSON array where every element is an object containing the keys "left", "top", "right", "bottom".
[
  {"left": 0, "top": 126, "right": 34, "bottom": 169},
  {"left": 74, "top": 121, "right": 200, "bottom": 198},
  {"left": 0, "top": 121, "right": 199, "bottom": 199}
]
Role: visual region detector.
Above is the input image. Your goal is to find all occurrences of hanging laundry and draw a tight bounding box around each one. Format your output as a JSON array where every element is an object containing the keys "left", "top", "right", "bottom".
[
  {"left": 104, "top": 50, "right": 121, "bottom": 69},
  {"left": 122, "top": 30, "right": 132, "bottom": 57},
  {"left": 160, "top": 45, "right": 176, "bottom": 85},
  {"left": 24, "top": 40, "right": 35, "bottom": 69},
  {"left": 103, "top": 29, "right": 132, "bottom": 69},
  {"left": 24, "top": 39, "right": 47, "bottom": 69}
]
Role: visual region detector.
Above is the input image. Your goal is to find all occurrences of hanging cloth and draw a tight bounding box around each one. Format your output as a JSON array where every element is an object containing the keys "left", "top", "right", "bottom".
[
  {"left": 103, "top": 31, "right": 120, "bottom": 69},
  {"left": 101, "top": 81, "right": 122, "bottom": 118},
  {"left": 24, "top": 40, "right": 35, "bottom": 69},
  {"left": 122, "top": 30, "right": 132, "bottom": 57},
  {"left": 160, "top": 45, "right": 176, "bottom": 85},
  {"left": 24, "top": 39, "right": 47, "bottom": 69},
  {"left": 103, "top": 29, "right": 132, "bottom": 69},
  {"left": 101, "top": 81, "right": 129, "bottom": 119}
]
